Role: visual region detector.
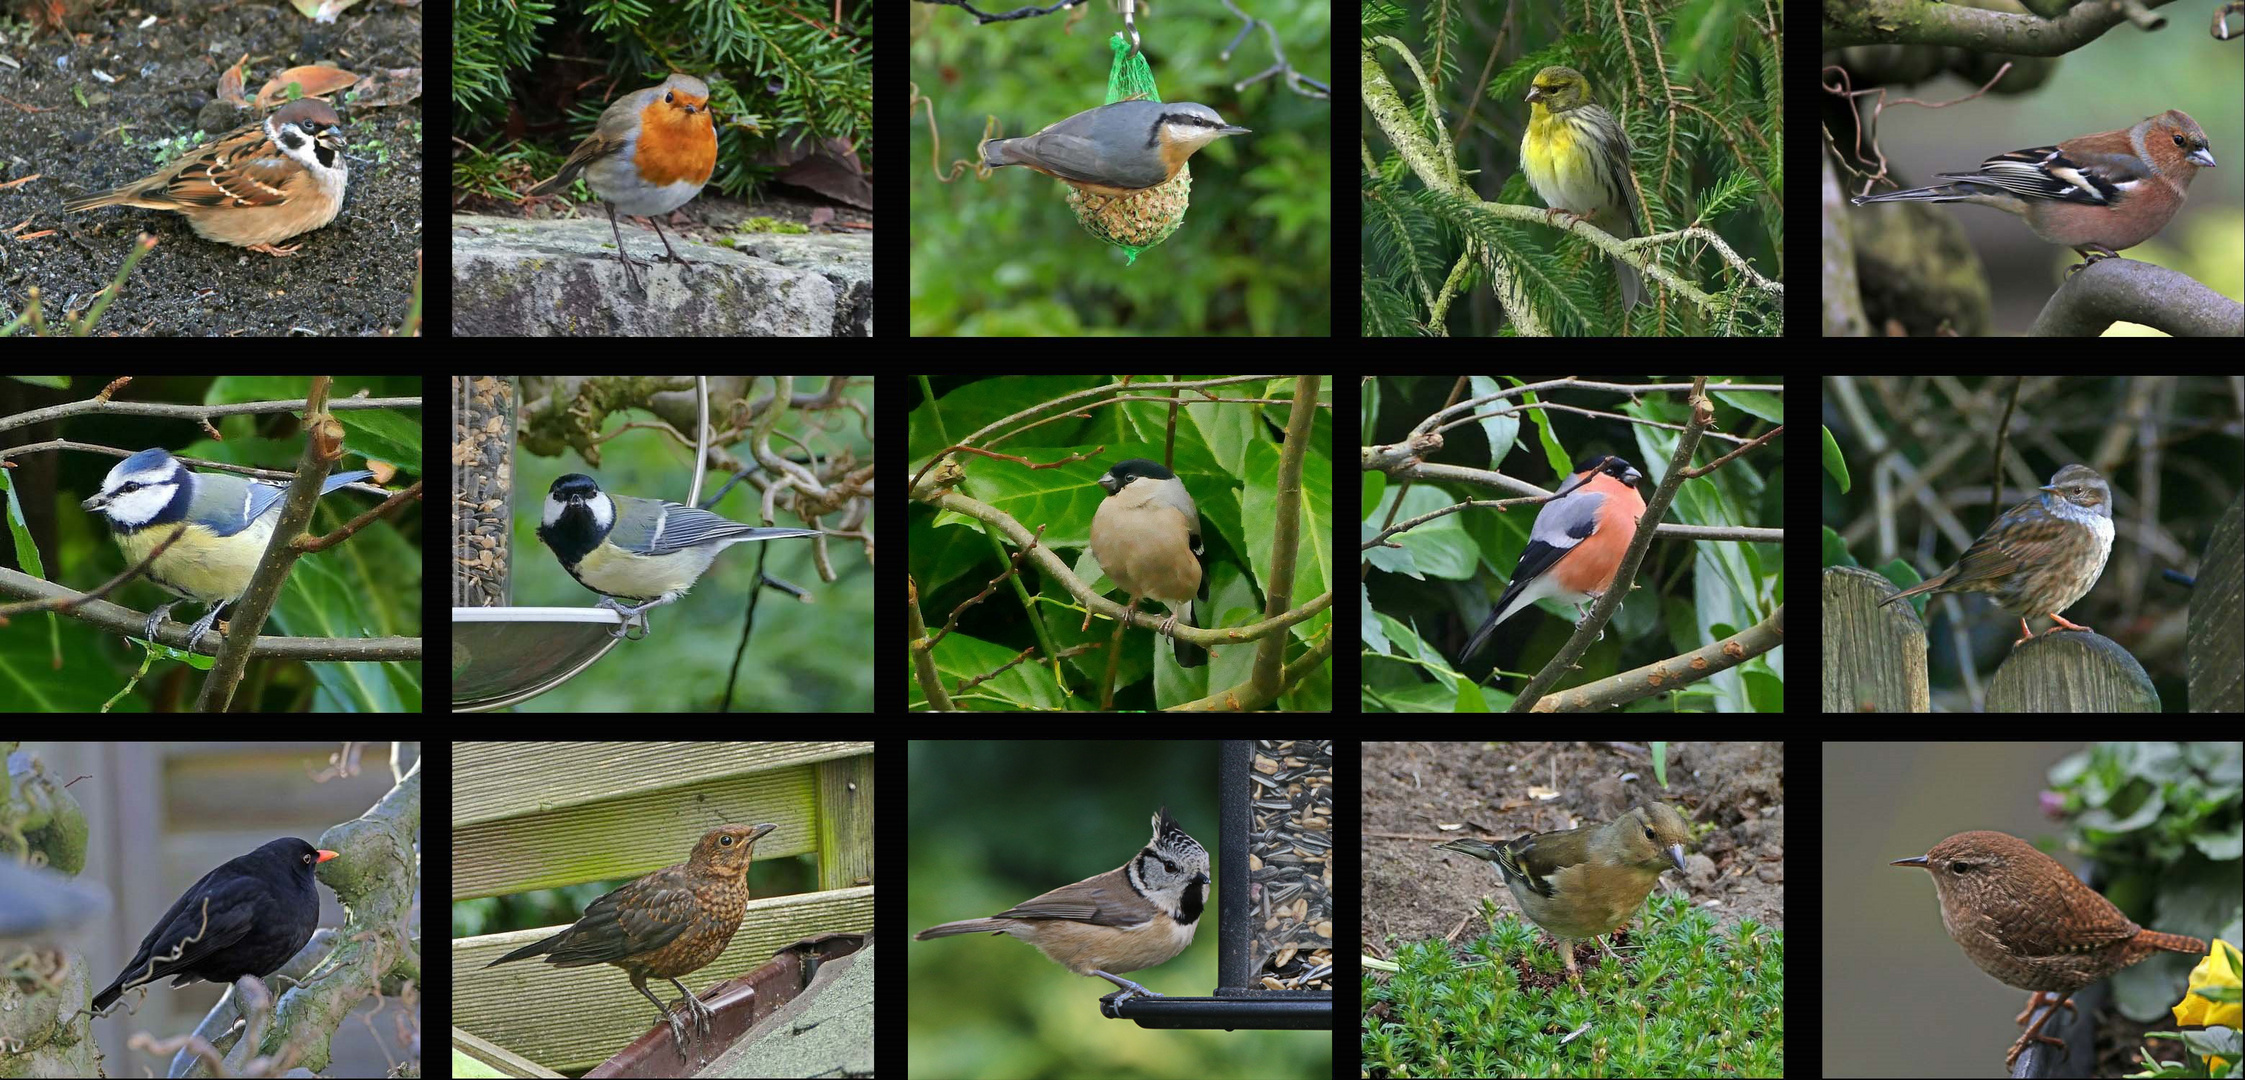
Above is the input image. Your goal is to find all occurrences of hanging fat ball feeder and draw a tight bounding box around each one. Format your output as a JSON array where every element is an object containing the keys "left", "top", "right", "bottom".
[{"left": 980, "top": 34, "right": 1250, "bottom": 257}]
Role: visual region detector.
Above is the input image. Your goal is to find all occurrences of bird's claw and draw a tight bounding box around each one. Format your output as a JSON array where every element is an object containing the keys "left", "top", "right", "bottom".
[
  {"left": 660, "top": 994, "right": 712, "bottom": 1058},
  {"left": 661, "top": 989, "right": 715, "bottom": 1054},
  {"left": 1093, "top": 968, "right": 1164, "bottom": 1005}
]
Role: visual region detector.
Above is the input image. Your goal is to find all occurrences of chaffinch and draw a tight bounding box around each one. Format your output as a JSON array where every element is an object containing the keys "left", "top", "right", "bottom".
[
  {"left": 1851, "top": 109, "right": 2216, "bottom": 271},
  {"left": 1439, "top": 802, "right": 1691, "bottom": 980}
]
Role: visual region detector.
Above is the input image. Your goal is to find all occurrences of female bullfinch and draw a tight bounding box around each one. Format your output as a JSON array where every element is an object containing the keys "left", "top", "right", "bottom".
[
  {"left": 1089, "top": 459, "right": 1208, "bottom": 667},
  {"left": 1461, "top": 455, "right": 1647, "bottom": 661}
]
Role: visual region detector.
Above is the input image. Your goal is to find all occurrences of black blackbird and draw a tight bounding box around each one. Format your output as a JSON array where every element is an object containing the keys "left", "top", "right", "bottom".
[{"left": 91, "top": 837, "right": 338, "bottom": 1014}]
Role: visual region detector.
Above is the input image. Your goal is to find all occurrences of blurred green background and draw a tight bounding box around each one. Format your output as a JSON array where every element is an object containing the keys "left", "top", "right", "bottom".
[
  {"left": 909, "top": 1, "right": 1331, "bottom": 335},
  {"left": 907, "top": 740, "right": 1329, "bottom": 1078}
]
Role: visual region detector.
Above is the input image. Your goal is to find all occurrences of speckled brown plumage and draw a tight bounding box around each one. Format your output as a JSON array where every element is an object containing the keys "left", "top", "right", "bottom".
[
  {"left": 1893, "top": 830, "right": 2204, "bottom": 1068},
  {"left": 486, "top": 823, "right": 777, "bottom": 1055}
]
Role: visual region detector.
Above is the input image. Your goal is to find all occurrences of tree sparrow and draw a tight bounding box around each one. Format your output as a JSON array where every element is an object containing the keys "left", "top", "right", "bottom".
[{"left": 64, "top": 98, "right": 348, "bottom": 257}]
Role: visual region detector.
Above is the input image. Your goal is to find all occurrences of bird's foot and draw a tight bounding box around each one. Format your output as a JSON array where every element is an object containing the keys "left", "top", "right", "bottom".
[
  {"left": 2004, "top": 1031, "right": 2067, "bottom": 1068},
  {"left": 1553, "top": 938, "right": 1585, "bottom": 979},
  {"left": 1093, "top": 969, "right": 1165, "bottom": 1004},
  {"left": 657, "top": 991, "right": 717, "bottom": 1059},
  {"left": 2005, "top": 989, "right": 2077, "bottom": 1066},
  {"left": 661, "top": 1006, "right": 693, "bottom": 1057},
  {"left": 596, "top": 595, "right": 671, "bottom": 638},
  {"left": 680, "top": 995, "right": 711, "bottom": 1040},
  {"left": 2013, "top": 989, "right": 2076, "bottom": 1025}
]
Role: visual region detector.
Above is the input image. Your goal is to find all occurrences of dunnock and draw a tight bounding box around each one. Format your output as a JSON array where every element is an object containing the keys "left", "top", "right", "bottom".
[{"left": 1879, "top": 464, "right": 2113, "bottom": 645}]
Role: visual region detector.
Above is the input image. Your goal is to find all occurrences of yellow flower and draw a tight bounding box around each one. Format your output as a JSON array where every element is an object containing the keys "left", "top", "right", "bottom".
[{"left": 1521, "top": 65, "right": 1643, "bottom": 309}]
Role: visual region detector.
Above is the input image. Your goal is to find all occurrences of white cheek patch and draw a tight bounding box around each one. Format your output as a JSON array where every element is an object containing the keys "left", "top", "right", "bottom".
[
  {"left": 543, "top": 492, "right": 616, "bottom": 533},
  {"left": 105, "top": 485, "right": 177, "bottom": 528}
]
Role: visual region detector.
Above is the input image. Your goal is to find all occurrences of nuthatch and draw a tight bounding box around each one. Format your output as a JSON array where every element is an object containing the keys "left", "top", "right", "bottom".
[{"left": 984, "top": 100, "right": 1250, "bottom": 198}]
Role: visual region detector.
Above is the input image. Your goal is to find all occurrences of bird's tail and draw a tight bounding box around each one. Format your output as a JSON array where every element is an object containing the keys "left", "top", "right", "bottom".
[
  {"left": 2138, "top": 930, "right": 2206, "bottom": 956},
  {"left": 915, "top": 918, "right": 1012, "bottom": 940},
  {"left": 483, "top": 935, "right": 554, "bottom": 968},
  {"left": 1175, "top": 597, "right": 1206, "bottom": 667}
]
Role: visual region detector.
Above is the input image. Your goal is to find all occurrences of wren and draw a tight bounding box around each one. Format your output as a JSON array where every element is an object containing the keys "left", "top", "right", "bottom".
[{"left": 1892, "top": 830, "right": 2204, "bottom": 1068}]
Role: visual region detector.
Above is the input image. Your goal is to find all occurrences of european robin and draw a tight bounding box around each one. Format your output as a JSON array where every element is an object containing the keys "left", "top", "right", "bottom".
[
  {"left": 1878, "top": 463, "right": 2113, "bottom": 645},
  {"left": 528, "top": 74, "right": 719, "bottom": 293},
  {"left": 1439, "top": 802, "right": 1691, "bottom": 980},
  {"left": 1892, "top": 831, "right": 2204, "bottom": 1068}
]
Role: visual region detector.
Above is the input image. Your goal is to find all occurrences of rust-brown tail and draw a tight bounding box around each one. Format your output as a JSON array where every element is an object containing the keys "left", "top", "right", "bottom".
[{"left": 2137, "top": 929, "right": 2205, "bottom": 955}]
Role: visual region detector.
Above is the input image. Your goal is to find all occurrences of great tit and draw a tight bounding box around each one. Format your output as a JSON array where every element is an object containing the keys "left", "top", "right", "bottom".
[
  {"left": 1089, "top": 459, "right": 1208, "bottom": 667},
  {"left": 536, "top": 473, "right": 822, "bottom": 637},
  {"left": 80, "top": 448, "right": 377, "bottom": 653}
]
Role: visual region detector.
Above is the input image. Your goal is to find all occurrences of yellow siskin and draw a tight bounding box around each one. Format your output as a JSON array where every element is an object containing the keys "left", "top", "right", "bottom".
[{"left": 1521, "top": 65, "right": 1643, "bottom": 309}]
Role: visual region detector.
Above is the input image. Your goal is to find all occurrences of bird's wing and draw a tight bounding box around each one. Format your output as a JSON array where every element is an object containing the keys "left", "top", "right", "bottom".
[{"left": 530, "top": 868, "right": 698, "bottom": 965}]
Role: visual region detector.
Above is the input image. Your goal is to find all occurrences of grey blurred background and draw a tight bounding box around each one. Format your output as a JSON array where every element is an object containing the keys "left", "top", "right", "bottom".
[
  {"left": 12, "top": 741, "right": 419, "bottom": 1077},
  {"left": 1822, "top": 741, "right": 2224, "bottom": 1077}
]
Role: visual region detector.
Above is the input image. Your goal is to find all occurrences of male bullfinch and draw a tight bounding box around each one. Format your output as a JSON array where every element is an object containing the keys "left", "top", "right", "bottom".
[
  {"left": 1461, "top": 455, "right": 1647, "bottom": 662},
  {"left": 1089, "top": 459, "right": 1208, "bottom": 667}
]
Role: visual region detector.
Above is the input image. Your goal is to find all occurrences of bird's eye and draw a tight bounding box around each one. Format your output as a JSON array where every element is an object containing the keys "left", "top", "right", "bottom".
[{"left": 1949, "top": 861, "right": 1971, "bottom": 874}]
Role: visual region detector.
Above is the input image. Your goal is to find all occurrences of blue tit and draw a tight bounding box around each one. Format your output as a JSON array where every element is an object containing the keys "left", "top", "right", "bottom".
[
  {"left": 536, "top": 473, "right": 821, "bottom": 637},
  {"left": 80, "top": 448, "right": 377, "bottom": 653}
]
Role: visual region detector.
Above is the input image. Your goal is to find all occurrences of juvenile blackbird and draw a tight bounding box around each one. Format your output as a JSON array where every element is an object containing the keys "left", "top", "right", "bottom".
[
  {"left": 484, "top": 823, "right": 778, "bottom": 1056},
  {"left": 1893, "top": 830, "right": 2205, "bottom": 1068},
  {"left": 1439, "top": 802, "right": 1691, "bottom": 980},
  {"left": 92, "top": 837, "right": 338, "bottom": 1014}
]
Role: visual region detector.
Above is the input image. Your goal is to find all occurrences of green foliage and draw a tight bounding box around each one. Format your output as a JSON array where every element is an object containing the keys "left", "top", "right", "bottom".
[
  {"left": 1363, "top": 895, "right": 1784, "bottom": 1076},
  {"left": 2045, "top": 743, "right": 2238, "bottom": 863}
]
